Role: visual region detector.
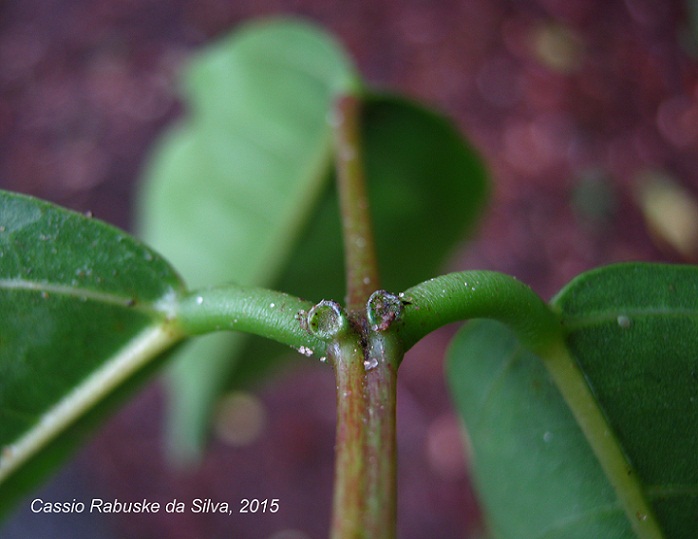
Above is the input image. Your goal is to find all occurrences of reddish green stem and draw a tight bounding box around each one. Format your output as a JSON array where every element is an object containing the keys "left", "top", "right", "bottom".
[
  {"left": 330, "top": 335, "right": 369, "bottom": 538},
  {"left": 333, "top": 95, "right": 379, "bottom": 312},
  {"left": 328, "top": 95, "right": 399, "bottom": 539}
]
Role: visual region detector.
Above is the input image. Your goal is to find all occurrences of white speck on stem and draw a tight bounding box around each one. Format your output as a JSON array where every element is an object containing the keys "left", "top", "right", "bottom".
[
  {"left": 363, "top": 357, "right": 378, "bottom": 371},
  {"left": 269, "top": 302, "right": 275, "bottom": 308},
  {"left": 298, "top": 346, "right": 313, "bottom": 357},
  {"left": 196, "top": 296, "right": 204, "bottom": 305}
]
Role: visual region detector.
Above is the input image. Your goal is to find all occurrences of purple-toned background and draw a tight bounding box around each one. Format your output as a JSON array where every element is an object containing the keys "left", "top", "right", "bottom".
[{"left": 2, "top": 1, "right": 697, "bottom": 538}]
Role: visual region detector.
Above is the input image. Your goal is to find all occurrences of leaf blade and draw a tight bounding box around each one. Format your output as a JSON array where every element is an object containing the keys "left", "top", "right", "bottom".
[
  {"left": 447, "top": 320, "right": 634, "bottom": 539},
  {"left": 554, "top": 263, "right": 698, "bottom": 538},
  {"left": 0, "top": 190, "right": 185, "bottom": 514},
  {"left": 447, "top": 263, "right": 698, "bottom": 538}
]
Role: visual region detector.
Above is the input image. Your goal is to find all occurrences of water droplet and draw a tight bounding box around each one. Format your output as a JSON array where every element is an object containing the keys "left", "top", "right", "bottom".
[
  {"left": 363, "top": 357, "right": 378, "bottom": 371},
  {"left": 196, "top": 296, "right": 204, "bottom": 305},
  {"left": 543, "top": 431, "right": 553, "bottom": 443},
  {"left": 298, "top": 346, "right": 313, "bottom": 357},
  {"left": 617, "top": 315, "right": 631, "bottom": 329},
  {"left": 269, "top": 302, "right": 276, "bottom": 308}
]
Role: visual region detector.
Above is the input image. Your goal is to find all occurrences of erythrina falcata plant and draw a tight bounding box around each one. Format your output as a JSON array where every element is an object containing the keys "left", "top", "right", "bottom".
[{"left": 0, "top": 18, "right": 696, "bottom": 539}]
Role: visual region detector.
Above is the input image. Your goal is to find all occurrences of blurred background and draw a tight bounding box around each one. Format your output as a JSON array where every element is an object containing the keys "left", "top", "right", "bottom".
[{"left": 1, "top": 1, "right": 697, "bottom": 537}]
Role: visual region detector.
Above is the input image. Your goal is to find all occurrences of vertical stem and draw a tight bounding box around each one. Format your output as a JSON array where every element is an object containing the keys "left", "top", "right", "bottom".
[
  {"left": 330, "top": 337, "right": 368, "bottom": 539},
  {"left": 329, "top": 332, "right": 400, "bottom": 539},
  {"left": 364, "top": 333, "right": 399, "bottom": 538},
  {"left": 333, "top": 95, "right": 379, "bottom": 312},
  {"left": 328, "top": 94, "right": 399, "bottom": 539}
]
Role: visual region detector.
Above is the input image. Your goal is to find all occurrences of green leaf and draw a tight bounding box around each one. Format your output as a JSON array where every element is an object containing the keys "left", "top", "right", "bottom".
[
  {"left": 447, "top": 263, "right": 698, "bottom": 538},
  {"left": 447, "top": 320, "right": 633, "bottom": 538},
  {"left": 0, "top": 190, "right": 185, "bottom": 517},
  {"left": 137, "top": 18, "right": 358, "bottom": 462},
  {"left": 139, "top": 18, "right": 489, "bottom": 460},
  {"left": 553, "top": 263, "right": 698, "bottom": 538}
]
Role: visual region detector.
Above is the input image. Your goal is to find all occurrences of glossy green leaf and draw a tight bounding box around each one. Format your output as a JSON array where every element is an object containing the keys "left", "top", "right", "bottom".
[
  {"left": 139, "top": 18, "right": 489, "bottom": 461},
  {"left": 137, "top": 18, "right": 358, "bottom": 461},
  {"left": 0, "top": 190, "right": 185, "bottom": 517},
  {"left": 447, "top": 263, "right": 698, "bottom": 538}
]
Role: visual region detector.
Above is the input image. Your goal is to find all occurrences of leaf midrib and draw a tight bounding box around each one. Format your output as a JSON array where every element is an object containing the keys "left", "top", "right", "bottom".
[
  {"left": 0, "top": 278, "right": 174, "bottom": 318},
  {"left": 562, "top": 307, "right": 698, "bottom": 332}
]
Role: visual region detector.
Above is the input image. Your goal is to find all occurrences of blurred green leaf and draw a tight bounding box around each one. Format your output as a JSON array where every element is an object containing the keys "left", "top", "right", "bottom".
[
  {"left": 0, "top": 190, "right": 184, "bottom": 518},
  {"left": 447, "top": 263, "right": 698, "bottom": 538},
  {"left": 140, "top": 18, "right": 489, "bottom": 461},
  {"left": 138, "top": 18, "right": 358, "bottom": 462}
]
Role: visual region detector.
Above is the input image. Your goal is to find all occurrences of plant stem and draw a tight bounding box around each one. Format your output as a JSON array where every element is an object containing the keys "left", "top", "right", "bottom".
[
  {"left": 398, "top": 270, "right": 561, "bottom": 354},
  {"left": 363, "top": 331, "right": 399, "bottom": 536},
  {"left": 333, "top": 94, "right": 379, "bottom": 312},
  {"left": 176, "top": 285, "right": 327, "bottom": 356},
  {"left": 328, "top": 95, "right": 399, "bottom": 539},
  {"left": 330, "top": 335, "right": 368, "bottom": 537},
  {"left": 328, "top": 327, "right": 400, "bottom": 539}
]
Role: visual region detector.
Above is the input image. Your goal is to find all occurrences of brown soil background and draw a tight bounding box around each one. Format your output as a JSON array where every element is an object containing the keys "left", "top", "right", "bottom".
[{"left": 1, "top": 1, "right": 697, "bottom": 538}]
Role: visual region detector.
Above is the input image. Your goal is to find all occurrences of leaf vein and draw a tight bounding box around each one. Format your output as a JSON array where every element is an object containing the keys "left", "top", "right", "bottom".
[{"left": 0, "top": 278, "right": 168, "bottom": 318}]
